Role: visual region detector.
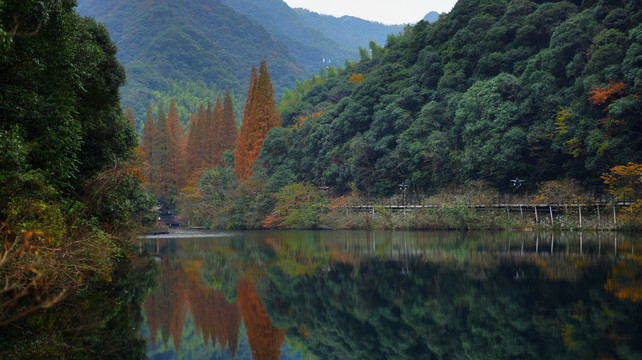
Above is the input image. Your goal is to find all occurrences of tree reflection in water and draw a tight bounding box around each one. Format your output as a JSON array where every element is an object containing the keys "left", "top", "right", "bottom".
[{"left": 141, "top": 231, "right": 642, "bottom": 360}]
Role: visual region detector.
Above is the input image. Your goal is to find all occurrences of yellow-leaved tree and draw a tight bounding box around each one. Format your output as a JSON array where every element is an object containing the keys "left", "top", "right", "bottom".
[{"left": 602, "top": 162, "right": 642, "bottom": 225}]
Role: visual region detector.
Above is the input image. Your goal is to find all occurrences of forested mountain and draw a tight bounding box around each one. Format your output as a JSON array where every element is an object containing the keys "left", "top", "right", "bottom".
[
  {"left": 75, "top": 0, "right": 406, "bottom": 131},
  {"left": 219, "top": 0, "right": 357, "bottom": 73},
  {"left": 292, "top": 8, "right": 406, "bottom": 52},
  {"left": 76, "top": 0, "right": 301, "bottom": 128},
  {"left": 258, "top": 0, "right": 642, "bottom": 196}
]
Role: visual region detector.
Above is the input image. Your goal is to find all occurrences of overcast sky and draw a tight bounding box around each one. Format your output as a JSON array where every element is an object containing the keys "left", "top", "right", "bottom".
[{"left": 282, "top": 0, "right": 458, "bottom": 25}]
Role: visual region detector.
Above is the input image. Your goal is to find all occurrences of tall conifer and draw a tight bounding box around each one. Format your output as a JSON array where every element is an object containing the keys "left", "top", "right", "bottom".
[
  {"left": 234, "top": 60, "right": 281, "bottom": 181},
  {"left": 195, "top": 104, "right": 208, "bottom": 171},
  {"left": 167, "top": 99, "right": 185, "bottom": 189},
  {"left": 185, "top": 111, "right": 199, "bottom": 178},
  {"left": 142, "top": 104, "right": 156, "bottom": 182},
  {"left": 220, "top": 90, "right": 238, "bottom": 159},
  {"left": 212, "top": 96, "right": 224, "bottom": 166},
  {"left": 152, "top": 103, "right": 170, "bottom": 200},
  {"left": 206, "top": 102, "right": 215, "bottom": 168}
]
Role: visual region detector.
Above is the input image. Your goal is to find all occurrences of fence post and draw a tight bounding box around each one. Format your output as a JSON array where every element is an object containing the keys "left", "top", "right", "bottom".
[
  {"left": 613, "top": 204, "right": 617, "bottom": 225},
  {"left": 549, "top": 205, "right": 554, "bottom": 226},
  {"left": 534, "top": 206, "right": 538, "bottom": 223}
]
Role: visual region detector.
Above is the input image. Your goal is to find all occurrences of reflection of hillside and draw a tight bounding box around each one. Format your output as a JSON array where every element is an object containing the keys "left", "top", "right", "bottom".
[
  {"left": 141, "top": 231, "right": 642, "bottom": 359},
  {"left": 266, "top": 231, "right": 642, "bottom": 282},
  {"left": 144, "top": 256, "right": 241, "bottom": 356},
  {"left": 263, "top": 256, "right": 642, "bottom": 360}
]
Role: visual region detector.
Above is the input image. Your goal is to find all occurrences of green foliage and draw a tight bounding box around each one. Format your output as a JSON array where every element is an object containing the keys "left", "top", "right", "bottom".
[
  {"left": 260, "top": 0, "right": 642, "bottom": 197},
  {"left": 0, "top": 1, "right": 155, "bottom": 353},
  {"left": 267, "top": 183, "right": 329, "bottom": 229}
]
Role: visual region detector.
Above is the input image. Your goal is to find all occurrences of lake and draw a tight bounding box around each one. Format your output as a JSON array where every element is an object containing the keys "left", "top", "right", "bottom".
[{"left": 139, "top": 230, "right": 642, "bottom": 359}]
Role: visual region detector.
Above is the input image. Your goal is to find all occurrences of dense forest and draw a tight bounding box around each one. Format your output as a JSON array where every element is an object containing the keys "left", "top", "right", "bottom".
[
  {"left": 0, "top": 0, "right": 155, "bottom": 357},
  {"left": 159, "top": 0, "right": 642, "bottom": 230},
  {"left": 256, "top": 0, "right": 642, "bottom": 197}
]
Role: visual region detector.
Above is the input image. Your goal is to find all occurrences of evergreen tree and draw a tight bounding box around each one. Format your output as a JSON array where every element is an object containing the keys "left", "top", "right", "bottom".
[
  {"left": 124, "top": 107, "right": 136, "bottom": 129},
  {"left": 235, "top": 61, "right": 281, "bottom": 181}
]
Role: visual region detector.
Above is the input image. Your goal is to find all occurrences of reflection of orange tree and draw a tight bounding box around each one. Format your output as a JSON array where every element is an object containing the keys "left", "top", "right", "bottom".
[
  {"left": 237, "top": 277, "right": 285, "bottom": 360},
  {"left": 605, "top": 261, "right": 642, "bottom": 302},
  {"left": 144, "top": 256, "right": 241, "bottom": 356}
]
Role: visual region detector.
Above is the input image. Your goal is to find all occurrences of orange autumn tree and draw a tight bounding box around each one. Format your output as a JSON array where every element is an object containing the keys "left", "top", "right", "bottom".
[
  {"left": 601, "top": 162, "right": 642, "bottom": 201},
  {"left": 602, "top": 162, "right": 642, "bottom": 224},
  {"left": 589, "top": 80, "right": 626, "bottom": 108},
  {"left": 237, "top": 277, "right": 285, "bottom": 360},
  {"left": 235, "top": 60, "right": 281, "bottom": 181}
]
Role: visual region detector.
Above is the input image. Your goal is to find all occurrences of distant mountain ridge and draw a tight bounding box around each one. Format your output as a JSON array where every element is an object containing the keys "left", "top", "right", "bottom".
[
  {"left": 219, "top": 0, "right": 357, "bottom": 75},
  {"left": 75, "top": 0, "right": 411, "bottom": 128},
  {"left": 423, "top": 11, "right": 440, "bottom": 23},
  {"left": 293, "top": 8, "right": 406, "bottom": 52}
]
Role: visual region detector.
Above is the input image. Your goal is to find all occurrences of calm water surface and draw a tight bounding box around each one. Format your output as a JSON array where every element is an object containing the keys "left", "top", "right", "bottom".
[{"left": 139, "top": 230, "right": 642, "bottom": 360}]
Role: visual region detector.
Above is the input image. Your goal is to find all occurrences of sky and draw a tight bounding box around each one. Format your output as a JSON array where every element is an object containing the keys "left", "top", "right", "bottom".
[{"left": 282, "top": 0, "right": 458, "bottom": 25}]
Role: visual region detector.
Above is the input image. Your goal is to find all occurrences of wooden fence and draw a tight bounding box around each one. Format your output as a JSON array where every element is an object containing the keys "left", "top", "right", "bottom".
[{"left": 340, "top": 194, "right": 638, "bottom": 226}]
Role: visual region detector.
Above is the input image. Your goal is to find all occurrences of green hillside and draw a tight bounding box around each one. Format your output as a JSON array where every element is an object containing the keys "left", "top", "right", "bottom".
[
  {"left": 220, "top": 0, "right": 358, "bottom": 74},
  {"left": 259, "top": 0, "right": 642, "bottom": 196},
  {"left": 293, "top": 8, "right": 406, "bottom": 51},
  {"left": 76, "top": 0, "right": 302, "bottom": 128}
]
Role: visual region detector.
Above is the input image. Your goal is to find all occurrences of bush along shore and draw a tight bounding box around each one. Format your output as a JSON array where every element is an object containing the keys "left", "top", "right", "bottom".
[{"left": 177, "top": 178, "right": 642, "bottom": 231}]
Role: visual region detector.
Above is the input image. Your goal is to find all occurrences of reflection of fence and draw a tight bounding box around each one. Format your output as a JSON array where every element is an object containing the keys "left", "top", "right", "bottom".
[{"left": 336, "top": 232, "right": 641, "bottom": 261}]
